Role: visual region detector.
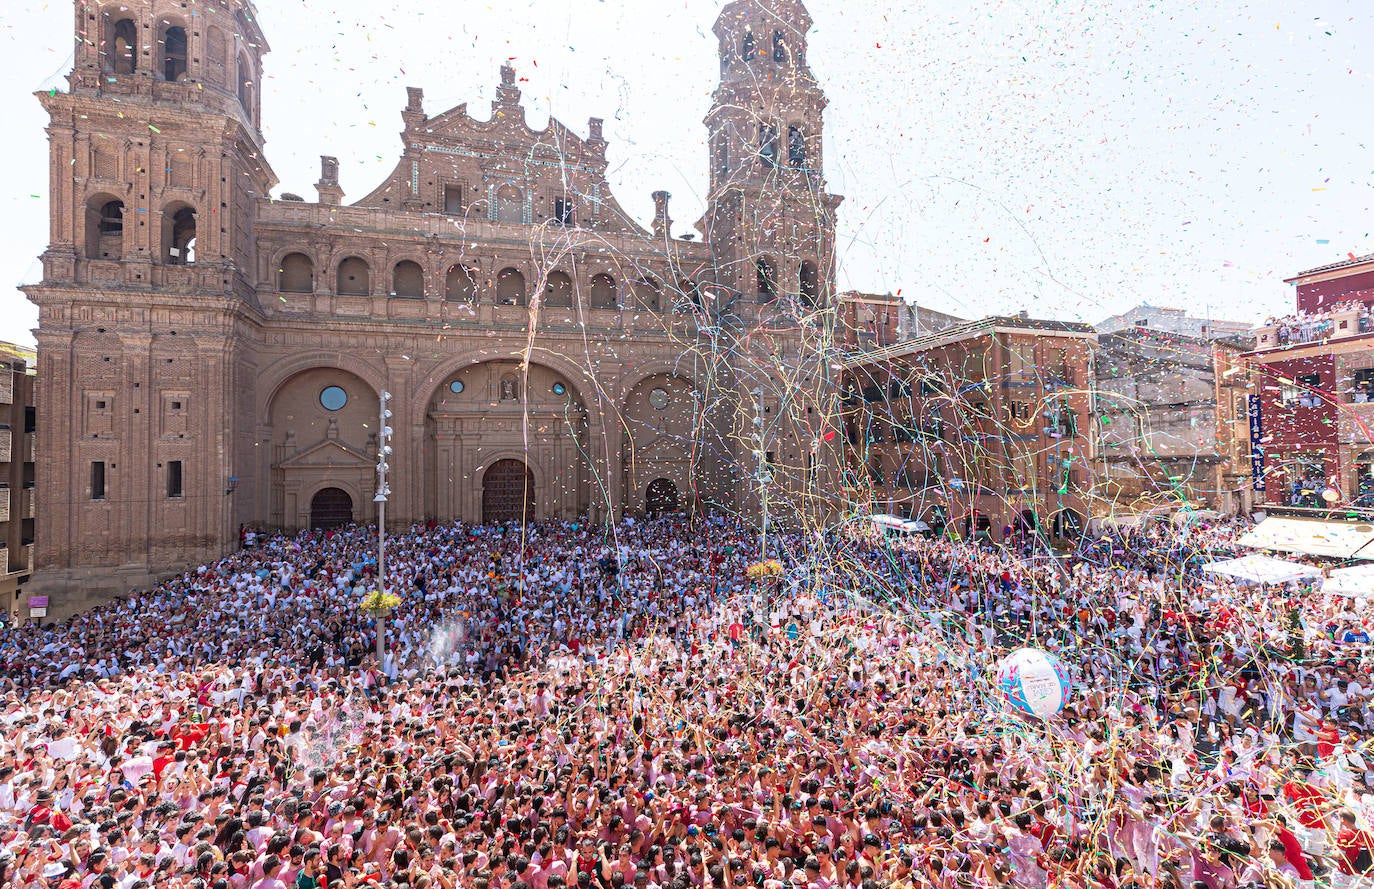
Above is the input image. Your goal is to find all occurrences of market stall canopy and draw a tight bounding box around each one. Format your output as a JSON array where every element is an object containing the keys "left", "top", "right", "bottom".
[
  {"left": 1238, "top": 516, "right": 1374, "bottom": 559},
  {"left": 1202, "top": 554, "right": 1322, "bottom": 585},
  {"left": 1323, "top": 563, "right": 1374, "bottom": 599}
]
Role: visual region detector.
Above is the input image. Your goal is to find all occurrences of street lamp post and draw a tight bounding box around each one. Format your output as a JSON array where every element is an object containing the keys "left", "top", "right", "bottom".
[
  {"left": 753, "top": 386, "right": 772, "bottom": 631},
  {"left": 753, "top": 386, "right": 770, "bottom": 561},
  {"left": 374, "top": 390, "right": 394, "bottom": 663}
]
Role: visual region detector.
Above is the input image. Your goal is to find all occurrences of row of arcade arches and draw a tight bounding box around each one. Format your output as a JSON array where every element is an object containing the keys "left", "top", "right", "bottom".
[
  {"left": 83, "top": 197, "right": 195, "bottom": 265},
  {"left": 273, "top": 253, "right": 681, "bottom": 310},
  {"left": 271, "top": 360, "right": 696, "bottom": 530},
  {"left": 307, "top": 472, "right": 681, "bottom": 529}
]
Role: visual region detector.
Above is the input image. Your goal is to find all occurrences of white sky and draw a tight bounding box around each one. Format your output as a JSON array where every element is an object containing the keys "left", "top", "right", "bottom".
[{"left": 0, "top": 0, "right": 1370, "bottom": 347}]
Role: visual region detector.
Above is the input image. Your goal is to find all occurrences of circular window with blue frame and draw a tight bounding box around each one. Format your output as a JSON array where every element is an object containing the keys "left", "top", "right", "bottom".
[
  {"left": 449, "top": 380, "right": 465, "bottom": 394},
  {"left": 319, "top": 386, "right": 348, "bottom": 411},
  {"left": 552, "top": 382, "right": 567, "bottom": 396}
]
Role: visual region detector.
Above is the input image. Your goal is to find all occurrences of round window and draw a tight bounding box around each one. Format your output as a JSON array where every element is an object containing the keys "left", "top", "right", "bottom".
[
  {"left": 449, "top": 380, "right": 465, "bottom": 394},
  {"left": 552, "top": 382, "right": 567, "bottom": 396},
  {"left": 649, "top": 388, "right": 670, "bottom": 409},
  {"left": 319, "top": 386, "right": 348, "bottom": 411}
]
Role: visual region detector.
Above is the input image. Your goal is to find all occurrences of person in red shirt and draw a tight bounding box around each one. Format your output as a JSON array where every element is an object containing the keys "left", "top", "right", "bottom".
[
  {"left": 150, "top": 741, "right": 177, "bottom": 782},
  {"left": 170, "top": 718, "right": 208, "bottom": 751},
  {"left": 1283, "top": 773, "right": 1332, "bottom": 832},
  {"left": 1335, "top": 811, "right": 1374, "bottom": 883},
  {"left": 1317, "top": 719, "right": 1342, "bottom": 761},
  {"left": 1268, "top": 814, "right": 1315, "bottom": 882}
]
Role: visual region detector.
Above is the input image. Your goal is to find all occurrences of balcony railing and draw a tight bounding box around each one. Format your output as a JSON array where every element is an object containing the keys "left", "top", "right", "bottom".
[{"left": 1253, "top": 309, "right": 1372, "bottom": 350}]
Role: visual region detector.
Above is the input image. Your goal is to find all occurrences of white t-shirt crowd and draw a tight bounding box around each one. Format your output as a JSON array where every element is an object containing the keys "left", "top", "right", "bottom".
[{"left": 0, "top": 517, "right": 1369, "bottom": 889}]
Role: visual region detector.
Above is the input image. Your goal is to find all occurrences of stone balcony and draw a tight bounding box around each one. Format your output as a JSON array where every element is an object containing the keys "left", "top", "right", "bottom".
[{"left": 1252, "top": 309, "right": 1371, "bottom": 351}]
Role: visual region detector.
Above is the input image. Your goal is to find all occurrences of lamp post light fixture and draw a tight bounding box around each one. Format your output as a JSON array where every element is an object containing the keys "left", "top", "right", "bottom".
[
  {"left": 374, "top": 390, "right": 394, "bottom": 663},
  {"left": 753, "top": 386, "right": 770, "bottom": 562}
]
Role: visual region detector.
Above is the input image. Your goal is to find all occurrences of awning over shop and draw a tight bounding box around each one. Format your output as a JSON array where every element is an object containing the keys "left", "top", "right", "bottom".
[
  {"left": 1238, "top": 516, "right": 1374, "bottom": 559},
  {"left": 1202, "top": 554, "right": 1322, "bottom": 585}
]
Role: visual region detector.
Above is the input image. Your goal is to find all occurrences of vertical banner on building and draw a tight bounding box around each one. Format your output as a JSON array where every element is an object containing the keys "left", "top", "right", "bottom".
[{"left": 1247, "top": 394, "right": 1265, "bottom": 492}]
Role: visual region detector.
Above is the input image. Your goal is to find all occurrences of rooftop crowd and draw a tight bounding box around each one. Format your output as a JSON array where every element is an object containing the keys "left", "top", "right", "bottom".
[
  {"left": 0, "top": 516, "right": 1370, "bottom": 889},
  {"left": 1261, "top": 301, "right": 1374, "bottom": 347}
]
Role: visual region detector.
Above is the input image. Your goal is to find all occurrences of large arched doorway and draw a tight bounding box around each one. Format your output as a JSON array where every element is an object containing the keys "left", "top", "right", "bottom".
[
  {"left": 265, "top": 367, "right": 378, "bottom": 530},
  {"left": 646, "top": 478, "right": 679, "bottom": 514},
  {"left": 482, "top": 459, "right": 534, "bottom": 524},
  {"left": 622, "top": 374, "right": 700, "bottom": 516},
  {"left": 310, "top": 488, "right": 353, "bottom": 530},
  {"left": 1052, "top": 508, "right": 1083, "bottom": 539},
  {"left": 425, "top": 362, "right": 588, "bottom": 522}
]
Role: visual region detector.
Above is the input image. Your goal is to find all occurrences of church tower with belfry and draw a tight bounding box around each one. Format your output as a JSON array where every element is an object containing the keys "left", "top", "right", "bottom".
[
  {"left": 24, "top": 0, "right": 276, "bottom": 602},
  {"left": 22, "top": 0, "right": 847, "bottom": 616},
  {"left": 702, "top": 0, "right": 844, "bottom": 528}
]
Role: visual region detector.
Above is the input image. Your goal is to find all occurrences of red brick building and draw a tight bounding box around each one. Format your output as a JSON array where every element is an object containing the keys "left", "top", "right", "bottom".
[
  {"left": 839, "top": 315, "right": 1096, "bottom": 541},
  {"left": 1248, "top": 254, "right": 1374, "bottom": 507}
]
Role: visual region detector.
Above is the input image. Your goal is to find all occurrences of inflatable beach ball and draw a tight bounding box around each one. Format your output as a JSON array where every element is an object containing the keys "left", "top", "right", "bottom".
[{"left": 995, "top": 647, "right": 1071, "bottom": 719}]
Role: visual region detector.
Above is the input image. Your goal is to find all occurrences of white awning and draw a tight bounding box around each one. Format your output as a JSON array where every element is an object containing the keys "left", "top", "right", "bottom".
[
  {"left": 1202, "top": 554, "right": 1322, "bottom": 585},
  {"left": 1323, "top": 563, "right": 1374, "bottom": 599},
  {"left": 1238, "top": 516, "right": 1374, "bottom": 559}
]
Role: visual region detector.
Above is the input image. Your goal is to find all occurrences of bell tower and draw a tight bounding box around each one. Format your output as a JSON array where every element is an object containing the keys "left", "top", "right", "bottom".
[
  {"left": 21, "top": 0, "right": 277, "bottom": 612},
  {"left": 46, "top": 0, "right": 273, "bottom": 282},
  {"left": 704, "top": 0, "right": 841, "bottom": 319},
  {"left": 702, "top": 0, "right": 844, "bottom": 527}
]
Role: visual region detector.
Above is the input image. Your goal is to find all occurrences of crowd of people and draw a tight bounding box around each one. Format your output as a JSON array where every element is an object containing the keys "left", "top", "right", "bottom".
[
  {"left": 1263, "top": 301, "right": 1374, "bottom": 348},
  {"left": 0, "top": 515, "right": 1371, "bottom": 889}
]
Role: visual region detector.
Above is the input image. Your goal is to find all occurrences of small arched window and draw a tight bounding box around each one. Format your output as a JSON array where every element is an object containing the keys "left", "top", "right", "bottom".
[
  {"left": 111, "top": 19, "right": 137, "bottom": 75},
  {"left": 162, "top": 25, "right": 188, "bottom": 82},
  {"left": 236, "top": 53, "right": 253, "bottom": 112},
  {"left": 495, "top": 185, "right": 523, "bottom": 224},
  {"left": 445, "top": 264, "right": 477, "bottom": 302},
  {"left": 788, "top": 126, "right": 806, "bottom": 168},
  {"left": 773, "top": 30, "right": 786, "bottom": 63},
  {"left": 336, "top": 257, "right": 370, "bottom": 296},
  {"left": 799, "top": 260, "right": 819, "bottom": 307},
  {"left": 278, "top": 252, "right": 314, "bottom": 292},
  {"left": 758, "top": 125, "right": 778, "bottom": 169},
  {"left": 86, "top": 198, "right": 124, "bottom": 260},
  {"left": 756, "top": 257, "right": 777, "bottom": 301},
  {"left": 715, "top": 134, "right": 729, "bottom": 177},
  {"left": 740, "top": 30, "right": 755, "bottom": 61},
  {"left": 590, "top": 273, "right": 617, "bottom": 309},
  {"left": 496, "top": 268, "right": 526, "bottom": 305},
  {"left": 392, "top": 260, "right": 424, "bottom": 298},
  {"left": 677, "top": 279, "right": 704, "bottom": 312},
  {"left": 544, "top": 271, "right": 574, "bottom": 308},
  {"left": 633, "top": 279, "right": 662, "bottom": 312},
  {"left": 163, "top": 205, "right": 196, "bottom": 265}
]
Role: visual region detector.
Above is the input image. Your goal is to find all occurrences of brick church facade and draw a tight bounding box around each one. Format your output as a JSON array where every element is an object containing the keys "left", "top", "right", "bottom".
[{"left": 24, "top": 0, "right": 843, "bottom": 610}]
